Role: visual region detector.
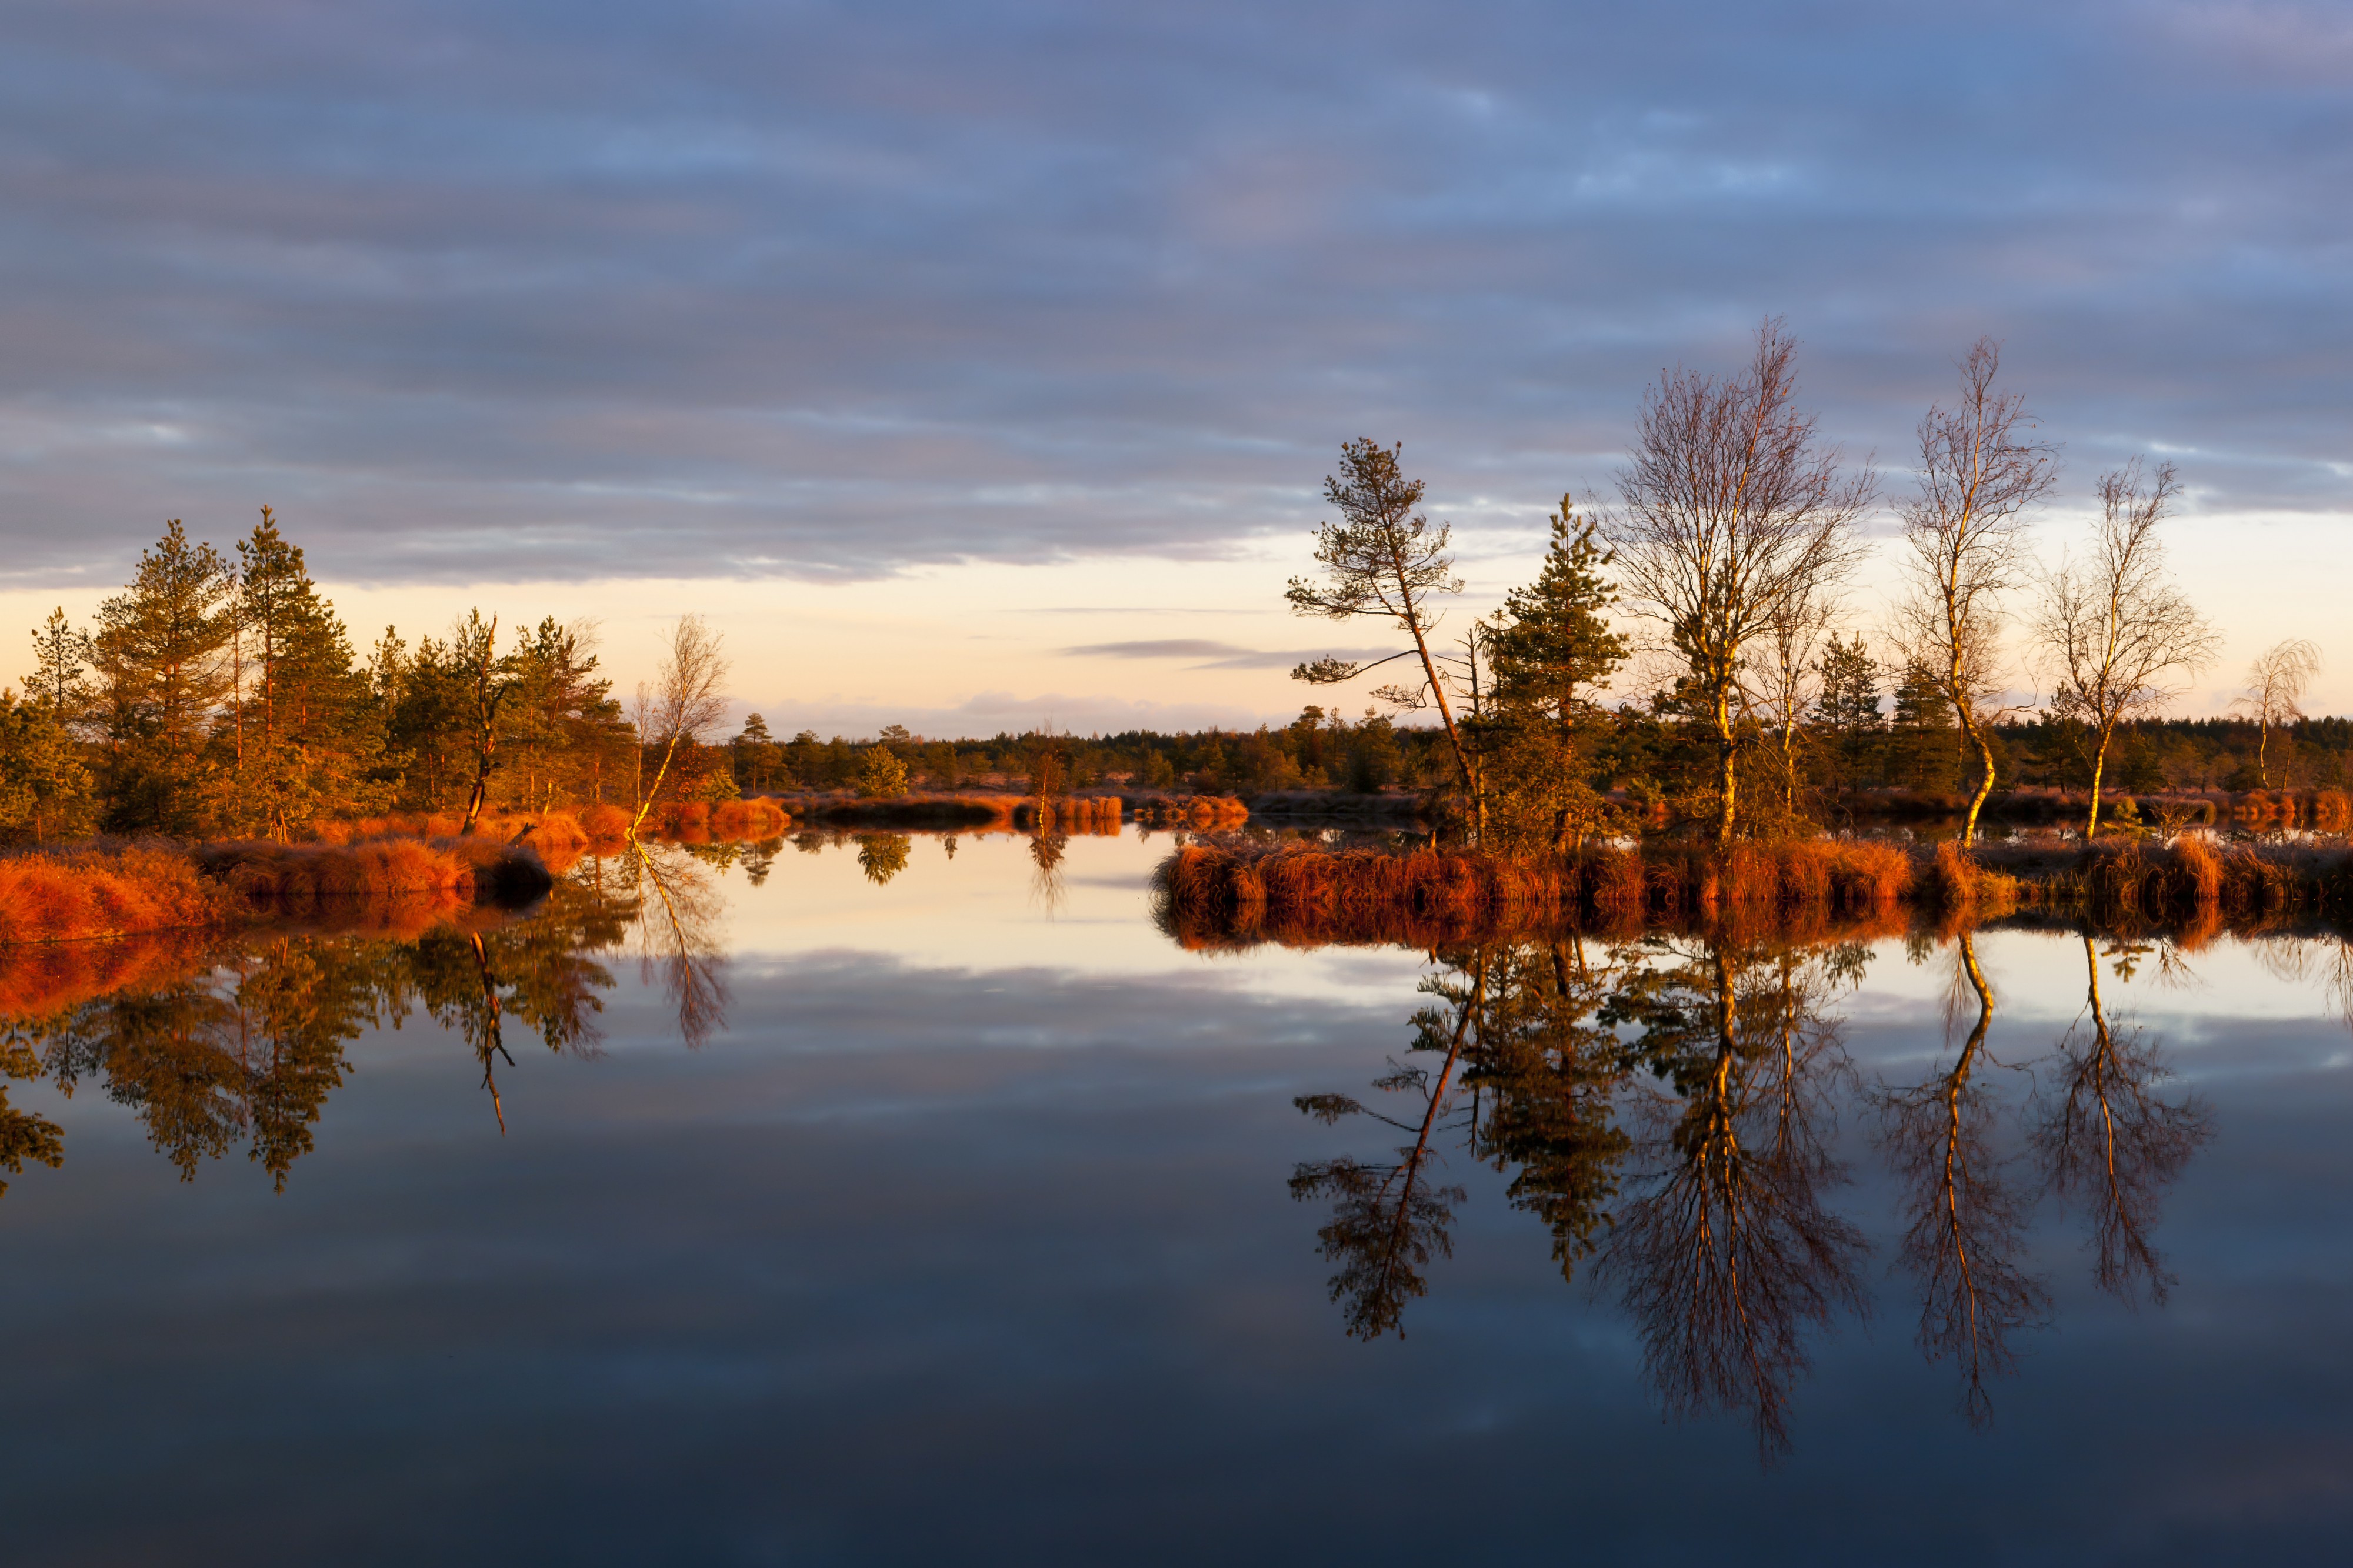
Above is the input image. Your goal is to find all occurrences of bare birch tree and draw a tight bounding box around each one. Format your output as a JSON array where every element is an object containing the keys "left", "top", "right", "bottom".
[
  {"left": 2031, "top": 461, "right": 2218, "bottom": 836},
  {"left": 632, "top": 613, "right": 729, "bottom": 835},
  {"left": 2229, "top": 638, "right": 2322, "bottom": 789},
  {"left": 1606, "top": 320, "right": 1873, "bottom": 844},
  {"left": 1890, "top": 338, "right": 2059, "bottom": 846},
  {"left": 1289, "top": 439, "right": 1477, "bottom": 814},
  {"left": 1741, "top": 586, "right": 1837, "bottom": 818}
]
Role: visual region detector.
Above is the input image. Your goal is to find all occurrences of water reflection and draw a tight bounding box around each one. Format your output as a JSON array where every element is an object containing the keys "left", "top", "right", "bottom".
[
  {"left": 857, "top": 833, "right": 913, "bottom": 886},
  {"left": 631, "top": 841, "right": 731, "bottom": 1049},
  {"left": 1289, "top": 956, "right": 1482, "bottom": 1339},
  {"left": 1875, "top": 929, "right": 2048, "bottom": 1421},
  {"left": 1598, "top": 936, "right": 1869, "bottom": 1454},
  {"left": 1030, "top": 829, "right": 1069, "bottom": 910},
  {"left": 0, "top": 857, "right": 708, "bottom": 1187},
  {"left": 1291, "top": 918, "right": 2227, "bottom": 1452},
  {"left": 0, "top": 828, "right": 2326, "bottom": 1492},
  {"left": 2035, "top": 933, "right": 2213, "bottom": 1303}
]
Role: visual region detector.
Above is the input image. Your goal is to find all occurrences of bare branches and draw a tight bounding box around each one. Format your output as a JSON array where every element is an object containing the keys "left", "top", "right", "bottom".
[
  {"left": 644, "top": 613, "right": 731, "bottom": 749},
  {"left": 2031, "top": 460, "right": 2218, "bottom": 835},
  {"left": 1739, "top": 583, "right": 1839, "bottom": 818},
  {"left": 1597, "top": 938, "right": 1869, "bottom": 1457},
  {"left": 2229, "top": 637, "right": 2322, "bottom": 788},
  {"left": 630, "top": 614, "right": 730, "bottom": 837},
  {"left": 1606, "top": 319, "right": 1874, "bottom": 843},
  {"left": 1891, "top": 338, "right": 2060, "bottom": 845}
]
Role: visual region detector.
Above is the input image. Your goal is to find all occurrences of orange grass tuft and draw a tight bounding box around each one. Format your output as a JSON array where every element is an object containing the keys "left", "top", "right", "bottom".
[
  {"left": 0, "top": 846, "right": 224, "bottom": 946},
  {"left": 1152, "top": 829, "right": 2353, "bottom": 948}
]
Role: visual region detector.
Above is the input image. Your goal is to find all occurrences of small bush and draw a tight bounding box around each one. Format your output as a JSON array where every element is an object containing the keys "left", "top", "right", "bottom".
[{"left": 858, "top": 748, "right": 911, "bottom": 800}]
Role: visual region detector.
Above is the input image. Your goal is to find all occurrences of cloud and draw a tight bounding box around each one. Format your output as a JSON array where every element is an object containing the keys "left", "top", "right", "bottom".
[
  {"left": 0, "top": 0, "right": 2343, "bottom": 590},
  {"left": 1059, "top": 638, "right": 1397, "bottom": 670}
]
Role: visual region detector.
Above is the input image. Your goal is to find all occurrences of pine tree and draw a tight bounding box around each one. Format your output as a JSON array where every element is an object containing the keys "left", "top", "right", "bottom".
[
  {"left": 28, "top": 608, "right": 95, "bottom": 729},
  {"left": 1888, "top": 659, "right": 1963, "bottom": 790},
  {"left": 505, "top": 618, "right": 626, "bottom": 809},
  {"left": 731, "top": 713, "right": 785, "bottom": 792},
  {"left": 1488, "top": 499, "right": 1630, "bottom": 725},
  {"left": 856, "top": 745, "right": 909, "bottom": 799},
  {"left": 0, "top": 690, "right": 97, "bottom": 843},
  {"left": 229, "top": 509, "right": 375, "bottom": 838},
  {"left": 91, "top": 519, "right": 236, "bottom": 833},
  {"left": 1481, "top": 496, "right": 1630, "bottom": 849},
  {"left": 451, "top": 610, "right": 515, "bottom": 833},
  {"left": 1812, "top": 634, "right": 1884, "bottom": 788},
  {"left": 386, "top": 634, "right": 469, "bottom": 809}
]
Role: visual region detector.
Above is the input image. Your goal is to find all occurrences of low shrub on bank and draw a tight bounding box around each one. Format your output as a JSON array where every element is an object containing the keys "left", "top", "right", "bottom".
[
  {"left": 0, "top": 845, "right": 224, "bottom": 945},
  {"left": 0, "top": 837, "right": 554, "bottom": 946},
  {"left": 1155, "top": 830, "right": 2353, "bottom": 947}
]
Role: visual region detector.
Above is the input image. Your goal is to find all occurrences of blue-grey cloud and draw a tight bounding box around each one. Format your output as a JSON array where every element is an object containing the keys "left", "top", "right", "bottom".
[
  {"left": 1061, "top": 638, "right": 1396, "bottom": 669},
  {"left": 0, "top": 0, "right": 2345, "bottom": 586}
]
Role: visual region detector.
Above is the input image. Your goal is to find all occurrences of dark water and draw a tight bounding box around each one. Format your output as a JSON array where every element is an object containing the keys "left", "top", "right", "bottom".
[{"left": 2, "top": 832, "right": 2350, "bottom": 1565}]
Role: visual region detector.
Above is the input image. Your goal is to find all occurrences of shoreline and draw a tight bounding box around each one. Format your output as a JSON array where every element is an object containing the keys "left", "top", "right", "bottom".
[{"left": 1152, "top": 835, "right": 2353, "bottom": 949}]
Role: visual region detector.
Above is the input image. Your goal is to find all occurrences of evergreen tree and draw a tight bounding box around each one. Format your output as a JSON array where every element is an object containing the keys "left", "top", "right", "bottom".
[
  {"left": 228, "top": 509, "right": 376, "bottom": 838},
  {"left": 1488, "top": 499, "right": 1630, "bottom": 725},
  {"left": 91, "top": 520, "right": 236, "bottom": 834},
  {"left": 28, "top": 608, "right": 95, "bottom": 729},
  {"left": 1481, "top": 497, "right": 1630, "bottom": 849},
  {"left": 505, "top": 618, "right": 628, "bottom": 809},
  {"left": 1812, "top": 635, "right": 1884, "bottom": 787},
  {"left": 451, "top": 610, "right": 516, "bottom": 833},
  {"left": 0, "top": 690, "right": 98, "bottom": 843},
  {"left": 1888, "top": 659, "right": 1964, "bottom": 790},
  {"left": 385, "top": 634, "right": 470, "bottom": 809},
  {"left": 730, "top": 713, "right": 787, "bottom": 792}
]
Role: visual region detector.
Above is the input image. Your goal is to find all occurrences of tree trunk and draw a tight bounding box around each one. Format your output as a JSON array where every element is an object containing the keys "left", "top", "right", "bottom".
[
  {"left": 2258, "top": 720, "right": 2271, "bottom": 790},
  {"left": 1961, "top": 729, "right": 1998, "bottom": 847},
  {"left": 1404, "top": 619, "right": 1479, "bottom": 838},
  {"left": 631, "top": 734, "right": 685, "bottom": 838},
  {"left": 1714, "top": 686, "right": 1738, "bottom": 846},
  {"left": 1779, "top": 719, "right": 1799, "bottom": 814},
  {"left": 461, "top": 722, "right": 496, "bottom": 836},
  {"left": 2085, "top": 727, "right": 2111, "bottom": 839}
]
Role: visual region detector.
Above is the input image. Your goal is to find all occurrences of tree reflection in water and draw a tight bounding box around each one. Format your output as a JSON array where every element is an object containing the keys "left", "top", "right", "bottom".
[
  {"left": 857, "top": 833, "right": 912, "bottom": 886},
  {"left": 1292, "top": 919, "right": 2223, "bottom": 1451},
  {"left": 629, "top": 841, "right": 729, "bottom": 1051},
  {"left": 1876, "top": 929, "right": 2047, "bottom": 1423},
  {"left": 0, "top": 860, "right": 689, "bottom": 1187},
  {"left": 1464, "top": 938, "right": 1627, "bottom": 1288},
  {"left": 1289, "top": 955, "right": 1484, "bottom": 1339},
  {"left": 2034, "top": 932, "right": 2212, "bottom": 1303},
  {"left": 1030, "top": 830, "right": 1069, "bottom": 912},
  {"left": 1598, "top": 934, "right": 1870, "bottom": 1455}
]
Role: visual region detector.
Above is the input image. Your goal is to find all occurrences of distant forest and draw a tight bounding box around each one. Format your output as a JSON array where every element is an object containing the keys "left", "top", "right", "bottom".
[{"left": 749, "top": 707, "right": 2353, "bottom": 803}]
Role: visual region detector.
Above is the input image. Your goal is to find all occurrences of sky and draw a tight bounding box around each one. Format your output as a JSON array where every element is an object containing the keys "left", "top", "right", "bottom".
[{"left": 0, "top": 0, "right": 2347, "bottom": 736}]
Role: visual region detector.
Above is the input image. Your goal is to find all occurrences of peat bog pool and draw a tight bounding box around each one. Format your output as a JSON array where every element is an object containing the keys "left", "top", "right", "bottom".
[{"left": 2, "top": 828, "right": 2351, "bottom": 1565}]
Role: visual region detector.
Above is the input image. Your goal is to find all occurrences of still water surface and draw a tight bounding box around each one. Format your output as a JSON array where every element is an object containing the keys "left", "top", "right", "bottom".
[{"left": 2, "top": 830, "right": 2350, "bottom": 1564}]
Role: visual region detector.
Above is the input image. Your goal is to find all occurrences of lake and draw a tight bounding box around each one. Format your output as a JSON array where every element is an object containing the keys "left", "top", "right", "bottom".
[{"left": 2, "top": 828, "right": 2349, "bottom": 1565}]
